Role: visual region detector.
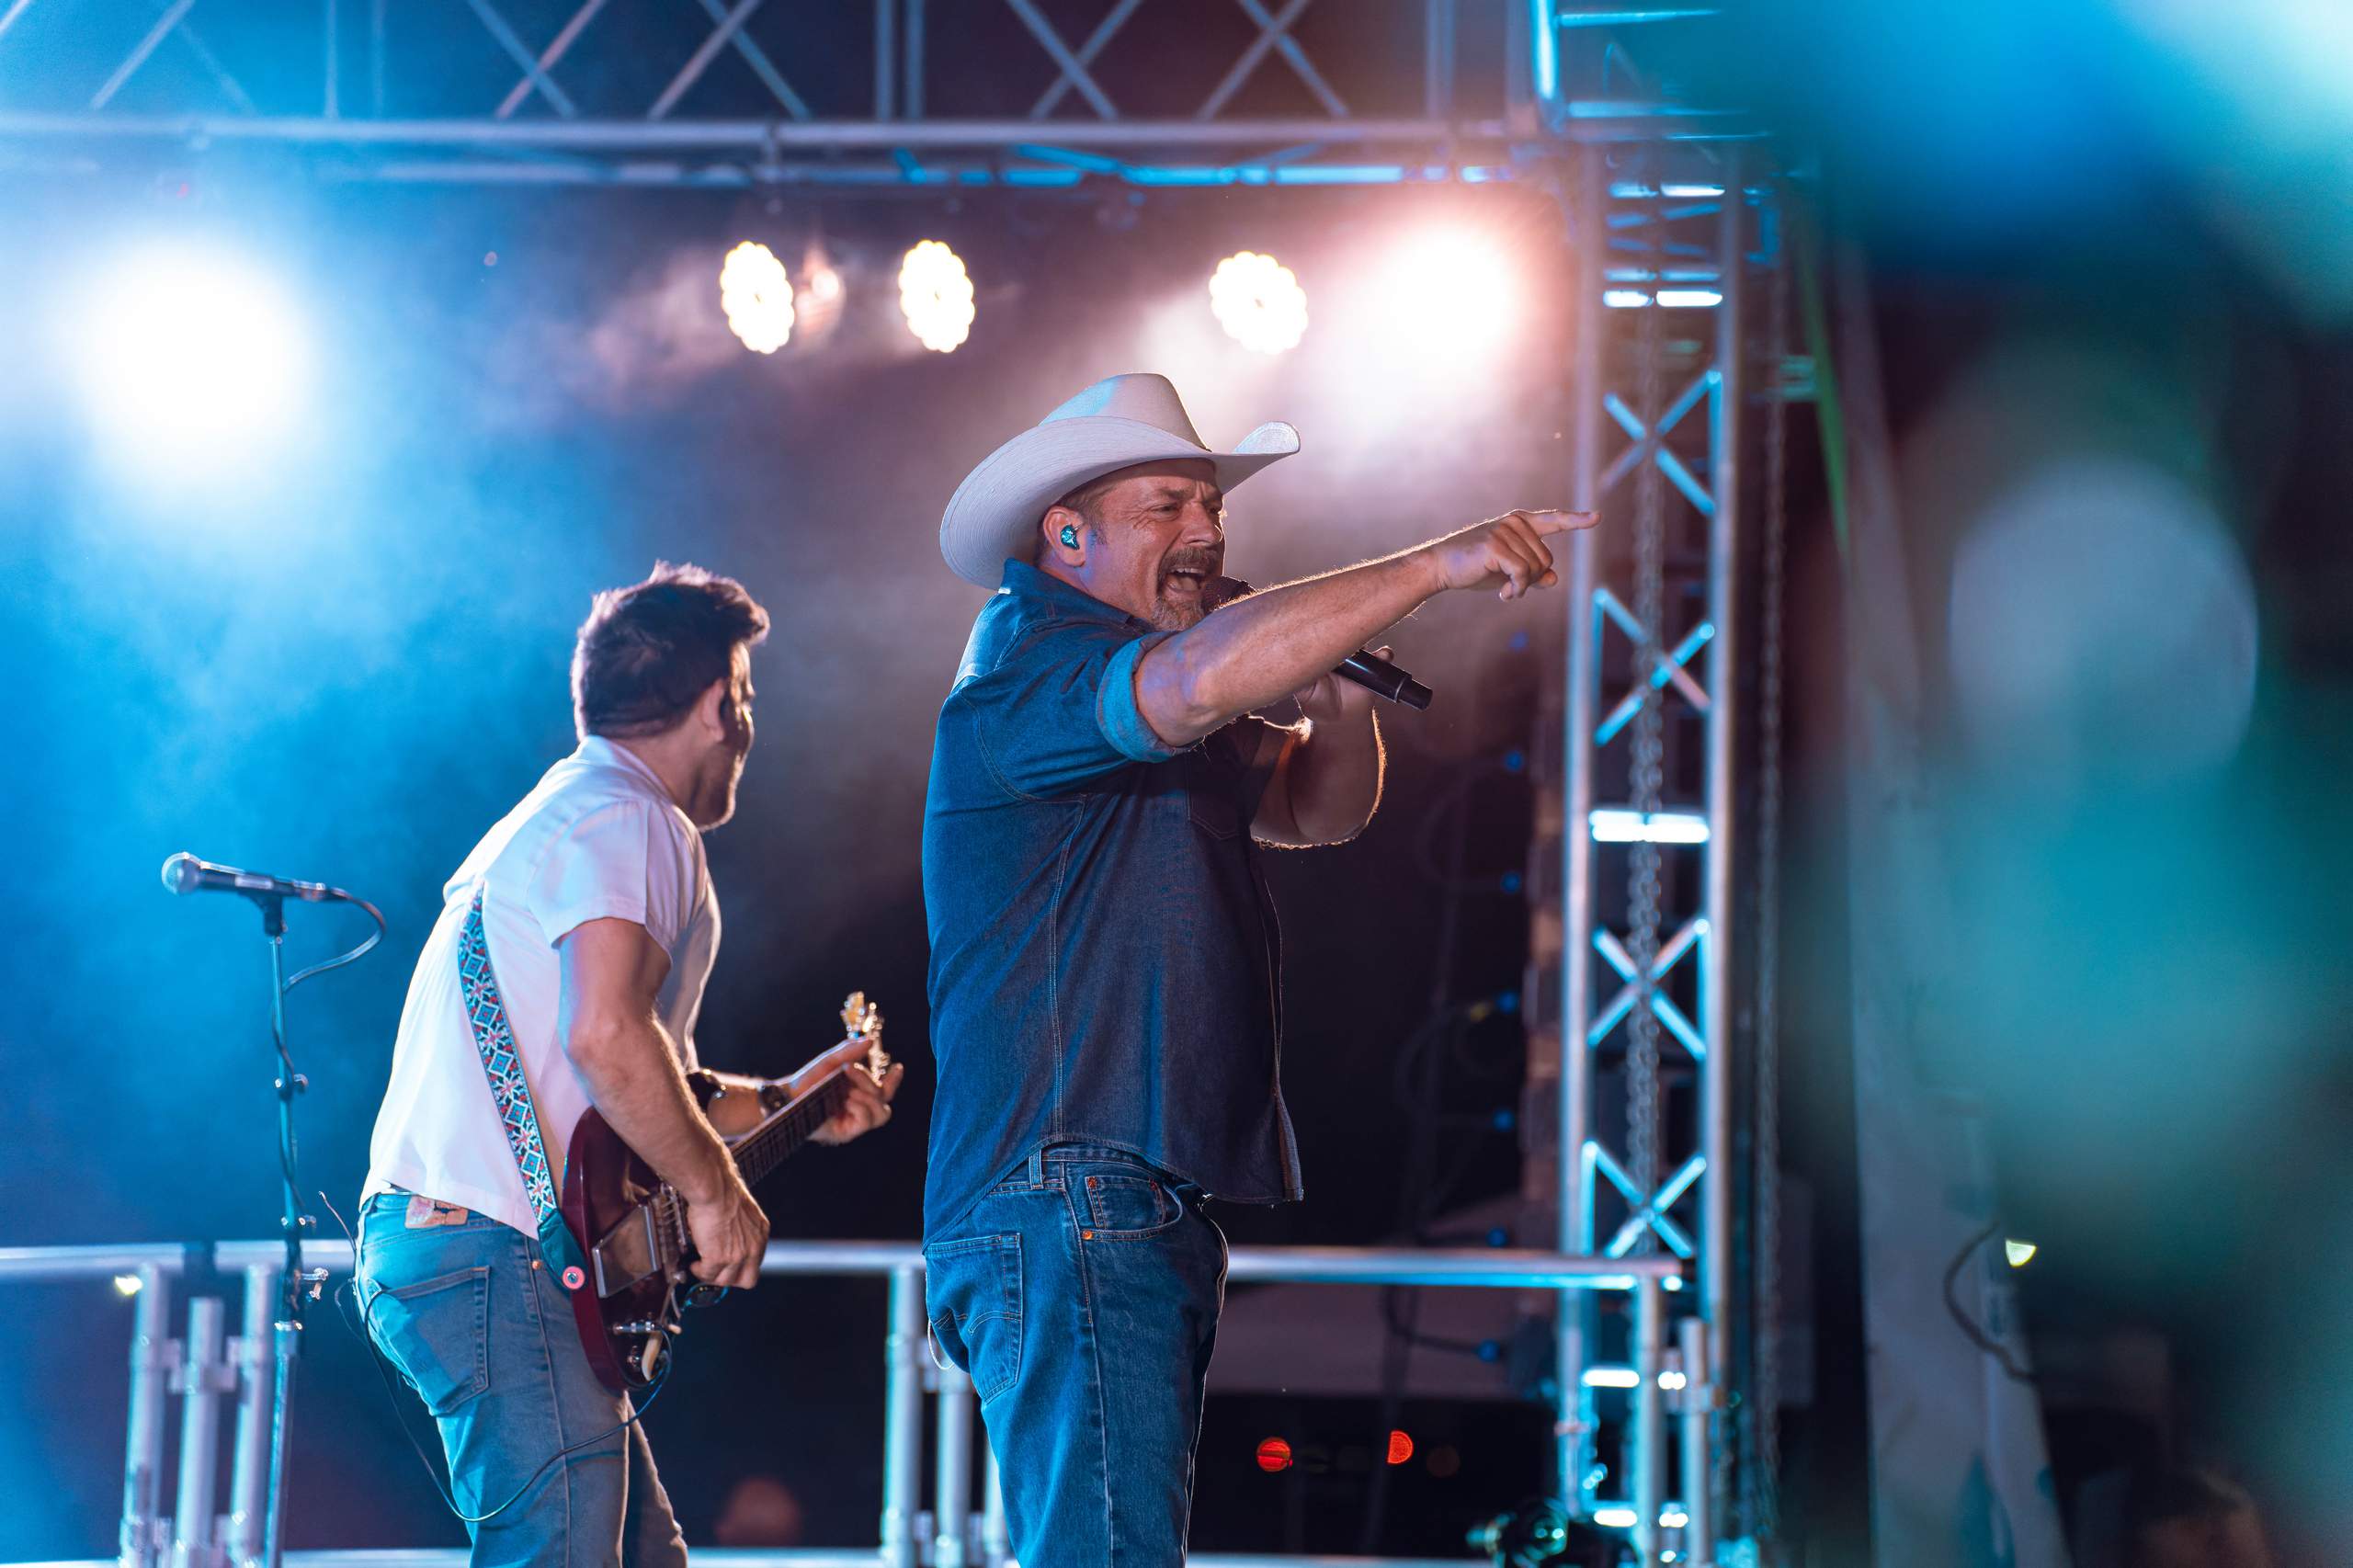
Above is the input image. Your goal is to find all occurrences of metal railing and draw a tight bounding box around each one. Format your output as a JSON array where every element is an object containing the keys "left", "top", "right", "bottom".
[{"left": 0, "top": 1240, "right": 1693, "bottom": 1568}]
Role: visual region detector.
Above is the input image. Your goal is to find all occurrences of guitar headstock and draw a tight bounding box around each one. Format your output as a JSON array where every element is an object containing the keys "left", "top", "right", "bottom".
[{"left": 841, "top": 992, "right": 890, "bottom": 1083}]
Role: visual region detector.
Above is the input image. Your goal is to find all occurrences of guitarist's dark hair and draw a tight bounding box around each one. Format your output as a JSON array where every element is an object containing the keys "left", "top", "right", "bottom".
[{"left": 573, "top": 562, "right": 770, "bottom": 740}]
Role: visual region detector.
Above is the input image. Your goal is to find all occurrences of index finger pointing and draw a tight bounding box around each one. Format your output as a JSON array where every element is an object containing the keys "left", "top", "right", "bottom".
[{"left": 1519, "top": 508, "right": 1597, "bottom": 534}]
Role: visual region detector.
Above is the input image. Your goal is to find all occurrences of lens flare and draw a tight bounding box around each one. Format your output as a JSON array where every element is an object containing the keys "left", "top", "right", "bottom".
[
  {"left": 1209, "top": 250, "right": 1309, "bottom": 354},
  {"left": 69, "top": 243, "right": 313, "bottom": 472},
  {"left": 1369, "top": 229, "right": 1517, "bottom": 369},
  {"left": 899, "top": 239, "right": 975, "bottom": 353},
  {"left": 719, "top": 241, "right": 795, "bottom": 354}
]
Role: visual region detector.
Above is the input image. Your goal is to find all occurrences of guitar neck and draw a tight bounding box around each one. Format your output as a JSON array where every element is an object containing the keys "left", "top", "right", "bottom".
[{"left": 731, "top": 1070, "right": 854, "bottom": 1189}]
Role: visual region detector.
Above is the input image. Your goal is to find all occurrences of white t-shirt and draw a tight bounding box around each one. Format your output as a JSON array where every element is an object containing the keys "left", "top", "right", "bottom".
[{"left": 364, "top": 736, "right": 719, "bottom": 1241}]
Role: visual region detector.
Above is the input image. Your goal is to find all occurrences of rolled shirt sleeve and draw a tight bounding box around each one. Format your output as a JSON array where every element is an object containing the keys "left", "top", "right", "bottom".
[
  {"left": 521, "top": 799, "right": 701, "bottom": 949},
  {"left": 961, "top": 619, "right": 1183, "bottom": 799}
]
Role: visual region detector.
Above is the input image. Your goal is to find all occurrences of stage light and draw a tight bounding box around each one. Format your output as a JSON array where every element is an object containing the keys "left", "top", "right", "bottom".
[
  {"left": 1581, "top": 1367, "right": 1641, "bottom": 1389},
  {"left": 1209, "top": 250, "right": 1308, "bottom": 354},
  {"left": 796, "top": 243, "right": 847, "bottom": 344},
  {"left": 899, "top": 239, "right": 975, "bottom": 353},
  {"left": 2005, "top": 1239, "right": 2038, "bottom": 1267},
  {"left": 112, "top": 1274, "right": 142, "bottom": 1297},
  {"left": 69, "top": 243, "right": 312, "bottom": 473},
  {"left": 719, "top": 241, "right": 795, "bottom": 354},
  {"left": 1604, "top": 290, "right": 1654, "bottom": 309},
  {"left": 1655, "top": 289, "right": 1723, "bottom": 309},
  {"left": 1589, "top": 809, "right": 1711, "bottom": 844},
  {"left": 1255, "top": 1437, "right": 1293, "bottom": 1473},
  {"left": 1593, "top": 1506, "right": 1639, "bottom": 1529},
  {"left": 1370, "top": 229, "right": 1517, "bottom": 369},
  {"left": 1386, "top": 1429, "right": 1415, "bottom": 1465},
  {"left": 1662, "top": 1507, "right": 1690, "bottom": 1528}
]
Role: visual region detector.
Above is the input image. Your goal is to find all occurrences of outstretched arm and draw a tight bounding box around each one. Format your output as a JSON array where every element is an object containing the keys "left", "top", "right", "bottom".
[{"left": 1133, "top": 509, "right": 1592, "bottom": 749}]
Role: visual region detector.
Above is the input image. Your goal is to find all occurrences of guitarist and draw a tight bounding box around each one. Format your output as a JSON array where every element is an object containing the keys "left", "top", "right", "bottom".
[{"left": 357, "top": 562, "right": 901, "bottom": 1565}]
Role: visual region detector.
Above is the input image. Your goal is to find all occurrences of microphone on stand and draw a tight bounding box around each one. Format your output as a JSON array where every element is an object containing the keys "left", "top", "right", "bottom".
[
  {"left": 161, "top": 852, "right": 347, "bottom": 904},
  {"left": 1204, "top": 577, "right": 1435, "bottom": 710}
]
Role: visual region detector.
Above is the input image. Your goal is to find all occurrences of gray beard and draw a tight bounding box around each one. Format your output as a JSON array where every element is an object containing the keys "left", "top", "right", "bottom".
[{"left": 1146, "top": 595, "right": 1209, "bottom": 632}]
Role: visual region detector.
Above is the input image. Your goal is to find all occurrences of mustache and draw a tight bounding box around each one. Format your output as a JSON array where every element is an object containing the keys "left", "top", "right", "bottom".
[{"left": 1162, "top": 547, "right": 1224, "bottom": 575}]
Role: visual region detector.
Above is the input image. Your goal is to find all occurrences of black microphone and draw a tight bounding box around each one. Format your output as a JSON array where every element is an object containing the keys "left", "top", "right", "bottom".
[
  {"left": 161, "top": 853, "right": 345, "bottom": 903},
  {"left": 1205, "top": 577, "right": 1435, "bottom": 710}
]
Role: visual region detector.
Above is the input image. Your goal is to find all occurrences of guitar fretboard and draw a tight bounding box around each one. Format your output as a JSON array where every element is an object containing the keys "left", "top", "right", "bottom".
[{"left": 732, "top": 1070, "right": 855, "bottom": 1189}]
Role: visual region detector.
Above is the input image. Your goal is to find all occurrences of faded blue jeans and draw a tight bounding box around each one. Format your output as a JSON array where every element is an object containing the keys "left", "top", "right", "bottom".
[
  {"left": 355, "top": 1190, "right": 687, "bottom": 1568},
  {"left": 924, "top": 1144, "right": 1230, "bottom": 1568}
]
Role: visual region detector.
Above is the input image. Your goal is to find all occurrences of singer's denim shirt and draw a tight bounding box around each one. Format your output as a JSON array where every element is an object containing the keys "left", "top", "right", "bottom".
[{"left": 920, "top": 559, "right": 1303, "bottom": 1235}]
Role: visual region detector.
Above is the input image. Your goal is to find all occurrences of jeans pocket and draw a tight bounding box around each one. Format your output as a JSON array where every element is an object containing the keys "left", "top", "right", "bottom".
[
  {"left": 364, "top": 1266, "right": 492, "bottom": 1416},
  {"left": 1081, "top": 1171, "right": 1185, "bottom": 1238},
  {"left": 924, "top": 1234, "right": 1022, "bottom": 1405}
]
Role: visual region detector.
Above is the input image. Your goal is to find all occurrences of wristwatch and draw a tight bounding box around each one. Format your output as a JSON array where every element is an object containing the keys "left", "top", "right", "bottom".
[{"left": 690, "top": 1070, "right": 790, "bottom": 1115}]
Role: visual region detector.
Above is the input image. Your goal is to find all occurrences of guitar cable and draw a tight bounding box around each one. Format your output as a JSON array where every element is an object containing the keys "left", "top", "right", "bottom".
[{"left": 321, "top": 1192, "right": 673, "bottom": 1525}]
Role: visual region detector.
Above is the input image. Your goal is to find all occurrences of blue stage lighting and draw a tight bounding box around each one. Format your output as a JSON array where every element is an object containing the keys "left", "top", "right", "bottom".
[{"left": 68, "top": 243, "right": 313, "bottom": 477}]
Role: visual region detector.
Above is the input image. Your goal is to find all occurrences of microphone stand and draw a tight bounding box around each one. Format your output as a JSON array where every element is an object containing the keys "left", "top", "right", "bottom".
[
  {"left": 256, "top": 892, "right": 316, "bottom": 1568},
  {"left": 225, "top": 884, "right": 381, "bottom": 1568}
]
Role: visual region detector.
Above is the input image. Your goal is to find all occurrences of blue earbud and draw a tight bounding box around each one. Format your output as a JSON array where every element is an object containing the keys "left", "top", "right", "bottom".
[{"left": 1060, "top": 524, "right": 1080, "bottom": 550}]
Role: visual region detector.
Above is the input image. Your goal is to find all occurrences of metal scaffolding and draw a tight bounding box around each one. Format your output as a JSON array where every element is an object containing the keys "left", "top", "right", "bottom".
[
  {"left": 0, "top": 1238, "right": 1681, "bottom": 1568},
  {"left": 0, "top": 0, "right": 1749, "bottom": 186},
  {"left": 1519, "top": 137, "right": 1779, "bottom": 1562}
]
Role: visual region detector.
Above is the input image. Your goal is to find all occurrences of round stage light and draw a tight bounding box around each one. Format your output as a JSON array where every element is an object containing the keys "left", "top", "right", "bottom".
[
  {"left": 1254, "top": 1437, "right": 1293, "bottom": 1473},
  {"left": 71, "top": 244, "right": 312, "bottom": 472},
  {"left": 1209, "top": 250, "right": 1308, "bottom": 354},
  {"left": 794, "top": 243, "right": 847, "bottom": 344},
  {"left": 1370, "top": 229, "right": 1517, "bottom": 369},
  {"left": 899, "top": 239, "right": 975, "bottom": 353},
  {"left": 719, "top": 240, "right": 795, "bottom": 354}
]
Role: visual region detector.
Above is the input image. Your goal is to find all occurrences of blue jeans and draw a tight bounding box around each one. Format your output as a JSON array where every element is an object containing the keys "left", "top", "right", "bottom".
[
  {"left": 355, "top": 1191, "right": 687, "bottom": 1568},
  {"left": 924, "top": 1144, "right": 1229, "bottom": 1567}
]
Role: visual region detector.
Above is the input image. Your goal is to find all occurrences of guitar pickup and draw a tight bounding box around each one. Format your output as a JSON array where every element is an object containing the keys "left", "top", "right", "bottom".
[{"left": 592, "top": 1206, "right": 666, "bottom": 1298}]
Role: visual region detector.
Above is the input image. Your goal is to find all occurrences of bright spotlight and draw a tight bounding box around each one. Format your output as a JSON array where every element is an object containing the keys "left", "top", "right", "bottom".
[
  {"left": 795, "top": 243, "right": 847, "bottom": 344},
  {"left": 2004, "top": 1239, "right": 2038, "bottom": 1267},
  {"left": 70, "top": 244, "right": 312, "bottom": 472},
  {"left": 1209, "top": 250, "right": 1308, "bottom": 354},
  {"left": 1589, "top": 808, "right": 1711, "bottom": 844},
  {"left": 899, "top": 239, "right": 975, "bottom": 353},
  {"left": 719, "top": 241, "right": 795, "bottom": 354},
  {"left": 1370, "top": 229, "right": 1516, "bottom": 369},
  {"left": 112, "top": 1274, "right": 142, "bottom": 1298}
]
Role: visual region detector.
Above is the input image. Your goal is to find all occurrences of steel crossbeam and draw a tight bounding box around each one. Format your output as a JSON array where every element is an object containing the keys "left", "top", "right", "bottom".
[{"left": 0, "top": 0, "right": 1750, "bottom": 185}]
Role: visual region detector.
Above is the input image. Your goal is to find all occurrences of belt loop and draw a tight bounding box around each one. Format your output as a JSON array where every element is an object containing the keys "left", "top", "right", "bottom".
[{"left": 1027, "top": 1144, "right": 1046, "bottom": 1186}]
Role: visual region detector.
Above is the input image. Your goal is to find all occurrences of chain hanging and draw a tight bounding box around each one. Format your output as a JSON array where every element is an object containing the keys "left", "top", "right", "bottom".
[
  {"left": 1623, "top": 155, "right": 1670, "bottom": 1246},
  {"left": 1747, "top": 174, "right": 1793, "bottom": 1562}
]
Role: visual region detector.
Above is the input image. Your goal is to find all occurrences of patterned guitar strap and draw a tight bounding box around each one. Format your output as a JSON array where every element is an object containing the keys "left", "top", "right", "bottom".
[{"left": 456, "top": 887, "right": 590, "bottom": 1294}]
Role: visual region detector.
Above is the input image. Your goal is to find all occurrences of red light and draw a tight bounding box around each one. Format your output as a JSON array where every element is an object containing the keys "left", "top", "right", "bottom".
[
  {"left": 1256, "top": 1437, "right": 1292, "bottom": 1473},
  {"left": 1386, "top": 1429, "right": 1415, "bottom": 1466}
]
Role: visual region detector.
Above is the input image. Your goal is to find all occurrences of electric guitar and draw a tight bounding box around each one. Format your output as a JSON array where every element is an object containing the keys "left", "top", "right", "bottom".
[{"left": 560, "top": 993, "right": 890, "bottom": 1393}]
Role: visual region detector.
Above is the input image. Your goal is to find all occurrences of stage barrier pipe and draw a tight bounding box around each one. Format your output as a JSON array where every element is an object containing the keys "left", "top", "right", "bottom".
[
  {"left": 933, "top": 1360, "right": 973, "bottom": 1568},
  {"left": 226, "top": 1267, "right": 275, "bottom": 1568},
  {"left": 120, "top": 1263, "right": 171, "bottom": 1568},
  {"left": 1, "top": 1243, "right": 1682, "bottom": 1568}
]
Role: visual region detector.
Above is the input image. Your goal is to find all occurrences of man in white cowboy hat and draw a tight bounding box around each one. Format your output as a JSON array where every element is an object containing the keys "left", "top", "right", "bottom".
[{"left": 919, "top": 372, "right": 1591, "bottom": 1566}]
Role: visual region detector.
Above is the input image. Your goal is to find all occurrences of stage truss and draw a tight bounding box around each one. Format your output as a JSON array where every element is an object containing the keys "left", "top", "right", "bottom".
[
  {"left": 0, "top": 6, "right": 1793, "bottom": 1566},
  {"left": 0, "top": 0, "right": 1749, "bottom": 186}
]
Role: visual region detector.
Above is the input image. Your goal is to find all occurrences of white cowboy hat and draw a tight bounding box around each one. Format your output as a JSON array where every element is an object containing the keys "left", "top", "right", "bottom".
[{"left": 938, "top": 372, "right": 1300, "bottom": 587}]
